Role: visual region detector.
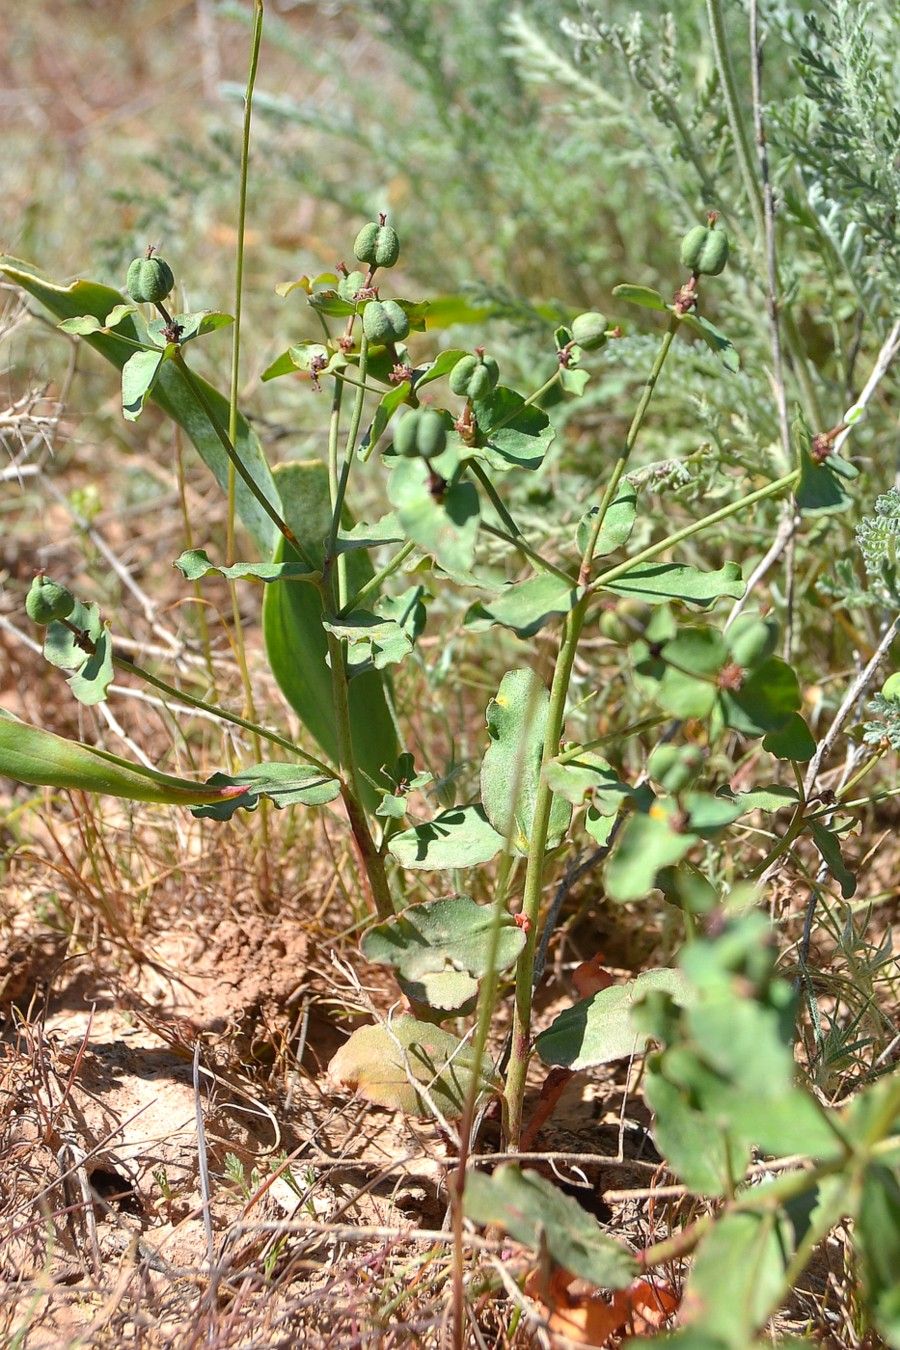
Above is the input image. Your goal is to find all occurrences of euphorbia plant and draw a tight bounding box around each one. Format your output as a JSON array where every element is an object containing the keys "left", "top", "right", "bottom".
[{"left": 2, "top": 174, "right": 898, "bottom": 1350}]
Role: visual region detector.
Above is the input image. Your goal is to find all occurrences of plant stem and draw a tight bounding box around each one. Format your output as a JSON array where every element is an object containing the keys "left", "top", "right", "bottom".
[
  {"left": 325, "top": 630, "right": 393, "bottom": 919},
  {"left": 112, "top": 651, "right": 335, "bottom": 779},
  {"left": 326, "top": 335, "right": 369, "bottom": 611},
  {"left": 339, "top": 539, "right": 416, "bottom": 616},
  {"left": 505, "top": 317, "right": 682, "bottom": 1147},
  {"left": 579, "top": 317, "right": 679, "bottom": 585},
  {"left": 588, "top": 468, "right": 801, "bottom": 597},
  {"left": 226, "top": 0, "right": 268, "bottom": 884},
  {"left": 481, "top": 523, "right": 575, "bottom": 586}
]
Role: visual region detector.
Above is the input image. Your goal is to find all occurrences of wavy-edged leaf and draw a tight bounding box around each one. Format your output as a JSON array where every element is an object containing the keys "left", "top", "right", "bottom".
[
  {"left": 612, "top": 283, "right": 668, "bottom": 311},
  {"left": 466, "top": 573, "right": 579, "bottom": 638},
  {"left": 481, "top": 669, "right": 571, "bottom": 854},
  {"left": 361, "top": 895, "right": 525, "bottom": 1011},
  {"left": 465, "top": 1165, "right": 637, "bottom": 1289},
  {"left": 472, "top": 385, "right": 554, "bottom": 471},
  {"left": 387, "top": 805, "right": 504, "bottom": 870},
  {"left": 174, "top": 548, "right": 319, "bottom": 585},
  {"left": 577, "top": 483, "right": 638, "bottom": 557},
  {"left": 535, "top": 968, "right": 695, "bottom": 1070},
  {"left": 190, "top": 761, "right": 339, "bottom": 819},
  {"left": 604, "top": 560, "right": 744, "bottom": 607}
]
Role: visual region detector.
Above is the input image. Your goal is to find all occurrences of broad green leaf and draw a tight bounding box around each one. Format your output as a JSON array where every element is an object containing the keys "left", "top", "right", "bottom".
[
  {"left": 605, "top": 807, "right": 696, "bottom": 901},
  {"left": 544, "top": 752, "right": 647, "bottom": 814},
  {"left": 58, "top": 314, "right": 104, "bottom": 335},
  {"left": 174, "top": 548, "right": 318, "bottom": 585},
  {"left": 473, "top": 385, "right": 555, "bottom": 471},
  {"left": 809, "top": 820, "right": 857, "bottom": 898},
  {"left": 612, "top": 283, "right": 668, "bottom": 311},
  {"left": 424, "top": 293, "right": 561, "bottom": 329},
  {"left": 122, "top": 348, "right": 164, "bottom": 421},
  {"left": 1, "top": 257, "right": 279, "bottom": 555},
  {"left": 323, "top": 609, "right": 412, "bottom": 672},
  {"left": 262, "top": 461, "right": 397, "bottom": 810},
  {"left": 576, "top": 483, "right": 638, "bottom": 557},
  {"left": 604, "top": 561, "right": 744, "bottom": 607},
  {"left": 720, "top": 657, "right": 801, "bottom": 735},
  {"left": 857, "top": 1165, "right": 900, "bottom": 1346},
  {"left": 535, "top": 968, "right": 695, "bottom": 1070},
  {"left": 762, "top": 713, "right": 816, "bottom": 761},
  {"left": 645, "top": 1068, "right": 743, "bottom": 1195},
  {"left": 388, "top": 457, "right": 480, "bottom": 577},
  {"left": 0, "top": 710, "right": 248, "bottom": 808},
  {"left": 329, "top": 1015, "right": 498, "bottom": 1119},
  {"left": 361, "top": 895, "right": 525, "bottom": 1011},
  {"left": 334, "top": 515, "right": 405, "bottom": 553},
  {"left": 387, "top": 805, "right": 504, "bottom": 870},
  {"left": 719, "top": 784, "right": 800, "bottom": 814},
  {"left": 679, "top": 1211, "right": 794, "bottom": 1347},
  {"left": 678, "top": 312, "right": 740, "bottom": 373},
  {"left": 466, "top": 573, "right": 579, "bottom": 638},
  {"left": 793, "top": 413, "right": 855, "bottom": 516},
  {"left": 480, "top": 669, "right": 571, "bottom": 853},
  {"left": 464, "top": 1165, "right": 637, "bottom": 1289},
  {"left": 190, "top": 761, "right": 340, "bottom": 819}
]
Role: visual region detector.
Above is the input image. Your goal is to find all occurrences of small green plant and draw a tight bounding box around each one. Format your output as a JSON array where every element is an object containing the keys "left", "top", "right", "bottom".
[{"left": 3, "top": 3, "right": 899, "bottom": 1342}]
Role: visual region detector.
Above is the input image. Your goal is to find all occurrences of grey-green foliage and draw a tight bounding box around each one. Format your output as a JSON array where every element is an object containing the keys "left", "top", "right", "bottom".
[{"left": 781, "top": 0, "right": 900, "bottom": 306}]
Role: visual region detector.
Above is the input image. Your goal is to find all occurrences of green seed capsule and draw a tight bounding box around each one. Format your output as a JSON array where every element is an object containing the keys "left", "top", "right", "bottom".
[
  {"left": 354, "top": 222, "right": 401, "bottom": 269},
  {"left": 338, "top": 270, "right": 367, "bottom": 302},
  {"left": 126, "top": 255, "right": 175, "bottom": 304},
  {"left": 571, "top": 312, "right": 608, "bottom": 351},
  {"left": 679, "top": 222, "right": 729, "bottom": 277},
  {"left": 362, "top": 299, "right": 410, "bottom": 345},
  {"left": 449, "top": 352, "right": 500, "bottom": 400},
  {"left": 393, "top": 408, "right": 447, "bottom": 460},
  {"left": 25, "top": 576, "right": 76, "bottom": 625}
]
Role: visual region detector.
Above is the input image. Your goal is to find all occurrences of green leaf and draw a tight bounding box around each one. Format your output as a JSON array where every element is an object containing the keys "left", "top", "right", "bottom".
[
  {"left": 605, "top": 807, "right": 696, "bottom": 902},
  {"left": 762, "top": 713, "right": 816, "bottom": 761},
  {"left": 361, "top": 895, "right": 525, "bottom": 1011},
  {"left": 323, "top": 608, "right": 412, "bottom": 672},
  {"left": 794, "top": 413, "right": 854, "bottom": 516},
  {"left": 1, "top": 258, "right": 279, "bottom": 554},
  {"left": 720, "top": 657, "right": 801, "bottom": 735},
  {"left": 576, "top": 483, "right": 638, "bottom": 557},
  {"left": 678, "top": 312, "right": 740, "bottom": 373},
  {"left": 544, "top": 753, "right": 648, "bottom": 814},
  {"left": 174, "top": 548, "right": 318, "bottom": 585},
  {"left": 58, "top": 314, "right": 104, "bottom": 335},
  {"left": 535, "top": 968, "right": 695, "bottom": 1070},
  {"left": 262, "top": 461, "right": 397, "bottom": 810},
  {"left": 480, "top": 669, "right": 571, "bottom": 853},
  {"left": 466, "top": 574, "right": 579, "bottom": 638},
  {"left": 857, "top": 1164, "right": 900, "bottom": 1346},
  {"left": 644, "top": 1068, "right": 743, "bottom": 1195},
  {"left": 679, "top": 1211, "right": 794, "bottom": 1347},
  {"left": 809, "top": 820, "right": 857, "bottom": 898},
  {"left": 720, "top": 784, "right": 800, "bottom": 814},
  {"left": 612, "top": 283, "right": 668, "bottom": 311},
  {"left": 604, "top": 561, "right": 744, "bottom": 607},
  {"left": 42, "top": 600, "right": 114, "bottom": 706},
  {"left": 334, "top": 515, "right": 405, "bottom": 553},
  {"left": 388, "top": 457, "right": 480, "bottom": 577},
  {"left": 387, "top": 806, "right": 504, "bottom": 871},
  {"left": 121, "top": 348, "right": 164, "bottom": 421},
  {"left": 472, "top": 385, "right": 555, "bottom": 471},
  {"left": 329, "top": 1015, "right": 498, "bottom": 1119},
  {"left": 191, "top": 762, "right": 340, "bottom": 819},
  {"left": 464, "top": 1165, "right": 637, "bottom": 1289},
  {"left": 0, "top": 710, "right": 250, "bottom": 808},
  {"left": 412, "top": 348, "right": 468, "bottom": 390},
  {"left": 361, "top": 381, "right": 410, "bottom": 456}
]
